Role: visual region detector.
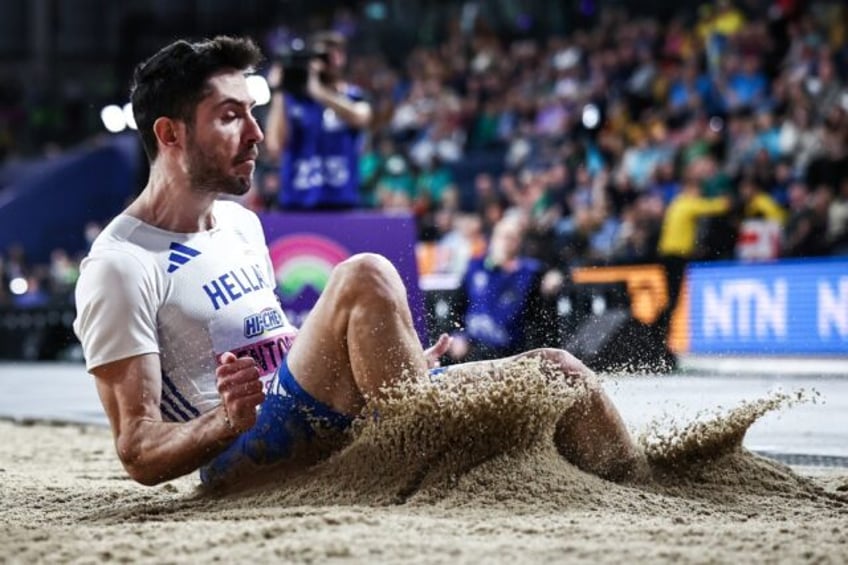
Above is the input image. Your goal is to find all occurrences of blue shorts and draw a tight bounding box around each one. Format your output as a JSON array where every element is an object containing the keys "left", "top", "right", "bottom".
[
  {"left": 200, "top": 358, "right": 353, "bottom": 487},
  {"left": 428, "top": 365, "right": 448, "bottom": 380}
]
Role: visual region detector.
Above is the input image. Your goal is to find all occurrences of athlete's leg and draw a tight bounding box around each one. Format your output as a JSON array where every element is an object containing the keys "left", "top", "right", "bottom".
[
  {"left": 537, "top": 348, "right": 647, "bottom": 482},
  {"left": 286, "top": 253, "right": 428, "bottom": 415},
  {"left": 284, "top": 253, "right": 644, "bottom": 481},
  {"left": 449, "top": 348, "right": 647, "bottom": 482}
]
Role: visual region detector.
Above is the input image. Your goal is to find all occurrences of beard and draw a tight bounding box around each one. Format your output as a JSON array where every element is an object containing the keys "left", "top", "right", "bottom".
[{"left": 185, "top": 136, "right": 253, "bottom": 196}]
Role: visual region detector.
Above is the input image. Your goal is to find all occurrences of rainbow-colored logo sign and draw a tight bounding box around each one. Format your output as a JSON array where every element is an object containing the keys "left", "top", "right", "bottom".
[{"left": 268, "top": 234, "right": 351, "bottom": 299}]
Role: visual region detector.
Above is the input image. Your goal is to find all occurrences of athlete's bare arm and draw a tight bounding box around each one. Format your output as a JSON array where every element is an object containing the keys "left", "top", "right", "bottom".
[{"left": 92, "top": 352, "right": 263, "bottom": 486}]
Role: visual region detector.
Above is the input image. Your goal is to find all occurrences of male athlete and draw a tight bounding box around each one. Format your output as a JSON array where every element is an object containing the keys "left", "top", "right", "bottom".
[{"left": 73, "top": 36, "right": 645, "bottom": 489}]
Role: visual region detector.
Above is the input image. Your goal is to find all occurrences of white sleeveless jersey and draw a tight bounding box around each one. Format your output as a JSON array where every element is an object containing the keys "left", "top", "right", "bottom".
[{"left": 73, "top": 200, "right": 298, "bottom": 422}]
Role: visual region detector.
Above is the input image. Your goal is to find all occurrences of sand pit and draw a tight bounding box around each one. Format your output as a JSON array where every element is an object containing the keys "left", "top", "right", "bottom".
[{"left": 2, "top": 359, "right": 847, "bottom": 563}]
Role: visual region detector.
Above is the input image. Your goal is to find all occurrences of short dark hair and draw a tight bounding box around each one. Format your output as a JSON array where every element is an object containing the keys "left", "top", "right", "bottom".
[{"left": 130, "top": 36, "right": 263, "bottom": 161}]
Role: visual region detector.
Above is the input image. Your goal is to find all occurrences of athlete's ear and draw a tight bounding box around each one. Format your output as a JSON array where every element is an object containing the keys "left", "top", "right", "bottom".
[{"left": 152, "top": 117, "right": 182, "bottom": 150}]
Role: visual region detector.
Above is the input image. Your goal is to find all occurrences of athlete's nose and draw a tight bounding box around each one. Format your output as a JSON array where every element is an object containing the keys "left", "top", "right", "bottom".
[{"left": 245, "top": 111, "right": 264, "bottom": 145}]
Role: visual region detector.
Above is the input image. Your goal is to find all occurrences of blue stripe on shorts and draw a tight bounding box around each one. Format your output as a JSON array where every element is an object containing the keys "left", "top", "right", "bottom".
[
  {"left": 200, "top": 357, "right": 353, "bottom": 487},
  {"left": 427, "top": 365, "right": 449, "bottom": 382}
]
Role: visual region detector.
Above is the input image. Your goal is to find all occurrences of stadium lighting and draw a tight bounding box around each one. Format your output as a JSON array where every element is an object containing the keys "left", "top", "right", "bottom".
[
  {"left": 247, "top": 75, "right": 271, "bottom": 106},
  {"left": 709, "top": 116, "right": 724, "bottom": 132},
  {"left": 582, "top": 104, "right": 601, "bottom": 130},
  {"left": 9, "top": 277, "right": 27, "bottom": 295},
  {"left": 123, "top": 103, "right": 137, "bottom": 130},
  {"left": 100, "top": 104, "right": 126, "bottom": 133},
  {"left": 365, "top": 1, "right": 387, "bottom": 20}
]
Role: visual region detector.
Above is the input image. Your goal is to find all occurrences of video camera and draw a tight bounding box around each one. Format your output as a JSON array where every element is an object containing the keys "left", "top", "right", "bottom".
[{"left": 274, "top": 42, "right": 330, "bottom": 96}]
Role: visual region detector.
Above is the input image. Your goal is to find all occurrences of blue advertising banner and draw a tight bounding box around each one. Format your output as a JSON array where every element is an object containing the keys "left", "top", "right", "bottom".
[
  {"left": 688, "top": 259, "right": 848, "bottom": 355},
  {"left": 258, "top": 211, "right": 429, "bottom": 342}
]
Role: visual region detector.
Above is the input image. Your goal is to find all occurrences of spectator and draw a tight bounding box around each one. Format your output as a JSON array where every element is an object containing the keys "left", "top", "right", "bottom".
[
  {"left": 414, "top": 155, "right": 457, "bottom": 216},
  {"left": 738, "top": 175, "right": 788, "bottom": 224},
  {"left": 619, "top": 126, "right": 660, "bottom": 190},
  {"left": 724, "top": 109, "right": 760, "bottom": 177},
  {"left": 778, "top": 104, "right": 820, "bottom": 174},
  {"left": 265, "top": 31, "right": 372, "bottom": 210},
  {"left": 428, "top": 212, "right": 486, "bottom": 281},
  {"left": 807, "top": 54, "right": 843, "bottom": 122},
  {"left": 447, "top": 212, "right": 559, "bottom": 363},
  {"left": 828, "top": 178, "right": 848, "bottom": 254},
  {"left": 648, "top": 160, "right": 681, "bottom": 205},
  {"left": 657, "top": 166, "right": 732, "bottom": 331},
  {"left": 805, "top": 106, "right": 848, "bottom": 190},
  {"left": 611, "top": 193, "right": 663, "bottom": 264},
  {"left": 734, "top": 175, "right": 787, "bottom": 260},
  {"left": 555, "top": 166, "right": 609, "bottom": 266},
  {"left": 769, "top": 157, "right": 795, "bottom": 206},
  {"left": 666, "top": 60, "right": 711, "bottom": 119},
  {"left": 725, "top": 54, "right": 769, "bottom": 111},
  {"left": 471, "top": 172, "right": 499, "bottom": 216},
  {"left": 692, "top": 155, "right": 738, "bottom": 259},
  {"left": 48, "top": 249, "right": 79, "bottom": 299},
  {"left": 359, "top": 136, "right": 410, "bottom": 210},
  {"left": 782, "top": 181, "right": 831, "bottom": 257},
  {"left": 754, "top": 110, "right": 781, "bottom": 160},
  {"left": 375, "top": 150, "right": 416, "bottom": 212}
]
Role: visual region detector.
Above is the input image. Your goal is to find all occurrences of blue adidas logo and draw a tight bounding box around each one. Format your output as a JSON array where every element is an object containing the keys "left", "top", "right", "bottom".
[{"left": 167, "top": 242, "right": 201, "bottom": 273}]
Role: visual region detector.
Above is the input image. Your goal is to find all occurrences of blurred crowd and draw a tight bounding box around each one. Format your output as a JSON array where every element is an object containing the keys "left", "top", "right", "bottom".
[
  {"left": 0, "top": 223, "right": 101, "bottom": 309},
  {"left": 4, "top": 0, "right": 848, "bottom": 310},
  {"left": 246, "top": 0, "right": 848, "bottom": 283}
]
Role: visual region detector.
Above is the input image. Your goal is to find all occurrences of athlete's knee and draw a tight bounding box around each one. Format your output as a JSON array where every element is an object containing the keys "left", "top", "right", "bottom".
[{"left": 334, "top": 253, "right": 406, "bottom": 306}]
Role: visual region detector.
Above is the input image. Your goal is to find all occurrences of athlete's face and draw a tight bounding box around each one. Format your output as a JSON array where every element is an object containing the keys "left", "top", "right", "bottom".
[{"left": 185, "top": 70, "right": 263, "bottom": 196}]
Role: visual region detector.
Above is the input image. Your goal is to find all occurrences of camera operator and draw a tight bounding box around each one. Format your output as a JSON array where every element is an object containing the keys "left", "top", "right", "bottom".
[{"left": 265, "top": 31, "right": 372, "bottom": 210}]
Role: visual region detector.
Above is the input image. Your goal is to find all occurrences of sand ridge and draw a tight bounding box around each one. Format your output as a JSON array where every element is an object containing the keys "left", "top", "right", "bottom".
[{"left": 1, "top": 358, "right": 847, "bottom": 563}]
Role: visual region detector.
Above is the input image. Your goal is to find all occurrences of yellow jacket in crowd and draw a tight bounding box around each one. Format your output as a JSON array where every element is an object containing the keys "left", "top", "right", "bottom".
[
  {"left": 744, "top": 192, "right": 788, "bottom": 224},
  {"left": 659, "top": 193, "right": 731, "bottom": 257}
]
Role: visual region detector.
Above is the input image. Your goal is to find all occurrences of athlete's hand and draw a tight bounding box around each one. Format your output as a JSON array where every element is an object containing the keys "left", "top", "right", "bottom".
[
  {"left": 216, "top": 352, "right": 265, "bottom": 433},
  {"left": 448, "top": 335, "right": 469, "bottom": 361},
  {"left": 424, "top": 333, "right": 452, "bottom": 369}
]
